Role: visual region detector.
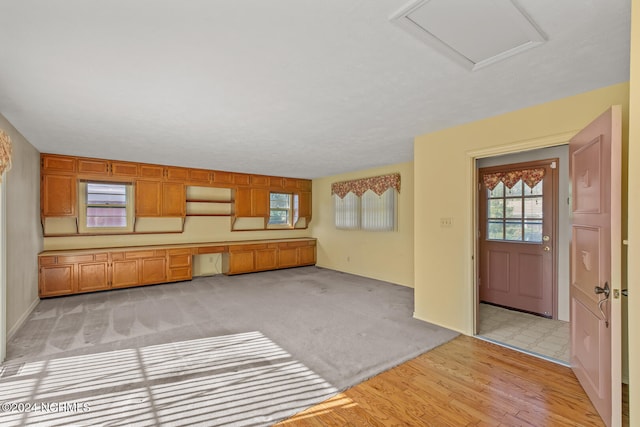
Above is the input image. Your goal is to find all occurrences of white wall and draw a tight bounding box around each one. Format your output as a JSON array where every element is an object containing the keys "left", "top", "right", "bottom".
[
  {"left": 0, "top": 114, "right": 42, "bottom": 337},
  {"left": 476, "top": 145, "right": 570, "bottom": 321}
]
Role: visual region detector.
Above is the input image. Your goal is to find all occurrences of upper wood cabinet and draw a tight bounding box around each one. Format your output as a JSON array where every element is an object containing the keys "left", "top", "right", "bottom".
[
  {"left": 135, "top": 180, "right": 185, "bottom": 217},
  {"left": 298, "top": 191, "right": 312, "bottom": 220},
  {"left": 41, "top": 174, "right": 77, "bottom": 217},
  {"left": 77, "top": 158, "right": 139, "bottom": 178},
  {"left": 42, "top": 154, "right": 76, "bottom": 173},
  {"left": 161, "top": 182, "right": 186, "bottom": 217},
  {"left": 40, "top": 153, "right": 312, "bottom": 231},
  {"left": 235, "top": 187, "right": 269, "bottom": 218}
]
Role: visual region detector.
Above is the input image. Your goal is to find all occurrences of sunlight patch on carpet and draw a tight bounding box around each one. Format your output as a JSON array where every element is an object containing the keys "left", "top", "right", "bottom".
[{"left": 0, "top": 332, "right": 338, "bottom": 426}]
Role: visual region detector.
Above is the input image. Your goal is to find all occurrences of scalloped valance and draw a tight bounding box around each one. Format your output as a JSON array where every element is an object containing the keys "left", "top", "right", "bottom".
[
  {"left": 483, "top": 168, "right": 545, "bottom": 191},
  {"left": 0, "top": 129, "right": 13, "bottom": 182},
  {"left": 331, "top": 173, "right": 401, "bottom": 199}
]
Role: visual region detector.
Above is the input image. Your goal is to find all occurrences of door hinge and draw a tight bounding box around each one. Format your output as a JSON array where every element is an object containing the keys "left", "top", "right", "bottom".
[{"left": 550, "top": 161, "right": 557, "bottom": 169}]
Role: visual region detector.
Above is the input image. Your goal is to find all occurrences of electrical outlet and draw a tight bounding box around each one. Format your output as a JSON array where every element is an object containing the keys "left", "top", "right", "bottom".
[{"left": 440, "top": 217, "right": 453, "bottom": 227}]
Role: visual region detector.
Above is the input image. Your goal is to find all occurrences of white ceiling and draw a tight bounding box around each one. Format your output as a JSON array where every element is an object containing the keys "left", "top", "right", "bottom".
[{"left": 0, "top": 0, "right": 631, "bottom": 179}]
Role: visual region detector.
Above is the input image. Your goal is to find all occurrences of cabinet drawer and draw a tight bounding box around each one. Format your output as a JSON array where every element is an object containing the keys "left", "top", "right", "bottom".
[
  {"left": 197, "top": 246, "right": 226, "bottom": 254},
  {"left": 59, "top": 254, "right": 95, "bottom": 264},
  {"left": 125, "top": 250, "right": 156, "bottom": 259},
  {"left": 168, "top": 254, "right": 191, "bottom": 268},
  {"left": 39, "top": 256, "right": 57, "bottom": 266}
]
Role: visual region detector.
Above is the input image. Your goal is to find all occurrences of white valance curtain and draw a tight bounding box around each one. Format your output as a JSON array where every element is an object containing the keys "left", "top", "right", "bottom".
[{"left": 332, "top": 173, "right": 400, "bottom": 231}]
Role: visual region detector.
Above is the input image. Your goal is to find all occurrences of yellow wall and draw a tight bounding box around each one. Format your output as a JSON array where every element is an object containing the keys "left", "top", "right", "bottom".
[
  {"left": 0, "top": 114, "right": 42, "bottom": 336},
  {"left": 627, "top": 0, "right": 639, "bottom": 419},
  {"left": 414, "top": 82, "right": 629, "bottom": 334},
  {"left": 310, "top": 162, "right": 414, "bottom": 287},
  {"left": 44, "top": 217, "right": 311, "bottom": 251}
]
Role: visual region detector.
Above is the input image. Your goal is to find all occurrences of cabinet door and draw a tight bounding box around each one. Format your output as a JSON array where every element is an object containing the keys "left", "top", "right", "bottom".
[
  {"left": 139, "top": 164, "right": 164, "bottom": 179},
  {"left": 42, "top": 174, "right": 77, "bottom": 216},
  {"left": 136, "top": 180, "right": 162, "bottom": 216},
  {"left": 165, "top": 167, "right": 189, "bottom": 181},
  {"left": 78, "top": 159, "right": 109, "bottom": 176},
  {"left": 278, "top": 247, "right": 299, "bottom": 268},
  {"left": 42, "top": 154, "right": 76, "bottom": 173},
  {"left": 40, "top": 264, "right": 74, "bottom": 297},
  {"left": 111, "top": 162, "right": 139, "bottom": 177},
  {"left": 228, "top": 250, "right": 255, "bottom": 274},
  {"left": 255, "top": 247, "right": 278, "bottom": 271},
  {"left": 77, "top": 261, "right": 110, "bottom": 292},
  {"left": 189, "top": 169, "right": 211, "bottom": 184},
  {"left": 298, "top": 191, "right": 312, "bottom": 220},
  {"left": 212, "top": 171, "right": 234, "bottom": 185},
  {"left": 298, "top": 245, "right": 316, "bottom": 265},
  {"left": 251, "top": 188, "right": 270, "bottom": 217},
  {"left": 112, "top": 259, "right": 139, "bottom": 288},
  {"left": 162, "top": 182, "right": 185, "bottom": 216},
  {"left": 234, "top": 188, "right": 252, "bottom": 217},
  {"left": 140, "top": 257, "right": 167, "bottom": 284}
]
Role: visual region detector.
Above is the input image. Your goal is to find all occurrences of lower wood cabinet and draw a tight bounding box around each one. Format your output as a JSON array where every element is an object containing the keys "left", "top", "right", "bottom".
[
  {"left": 38, "top": 239, "right": 316, "bottom": 297},
  {"left": 39, "top": 253, "right": 110, "bottom": 296},
  {"left": 167, "top": 248, "right": 193, "bottom": 282},
  {"left": 225, "top": 240, "right": 316, "bottom": 275}
]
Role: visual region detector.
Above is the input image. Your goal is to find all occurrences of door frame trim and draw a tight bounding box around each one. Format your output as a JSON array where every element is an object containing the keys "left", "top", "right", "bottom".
[
  {"left": 467, "top": 130, "right": 579, "bottom": 334},
  {"left": 478, "top": 158, "right": 559, "bottom": 319}
]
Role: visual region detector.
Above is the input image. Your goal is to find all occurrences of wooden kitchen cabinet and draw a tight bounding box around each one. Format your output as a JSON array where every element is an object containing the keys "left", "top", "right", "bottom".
[
  {"left": 167, "top": 249, "right": 192, "bottom": 282},
  {"left": 140, "top": 255, "right": 167, "bottom": 284},
  {"left": 255, "top": 244, "right": 278, "bottom": 271},
  {"left": 161, "top": 182, "right": 185, "bottom": 217},
  {"left": 77, "top": 253, "right": 109, "bottom": 292},
  {"left": 277, "top": 240, "right": 316, "bottom": 269},
  {"left": 234, "top": 188, "right": 269, "bottom": 217},
  {"left": 226, "top": 246, "right": 256, "bottom": 274},
  {"left": 298, "top": 191, "right": 312, "bottom": 220},
  {"left": 39, "top": 253, "right": 110, "bottom": 296},
  {"left": 41, "top": 174, "right": 77, "bottom": 217},
  {"left": 135, "top": 180, "right": 162, "bottom": 216},
  {"left": 39, "top": 263, "right": 74, "bottom": 297},
  {"left": 136, "top": 180, "right": 184, "bottom": 217}
]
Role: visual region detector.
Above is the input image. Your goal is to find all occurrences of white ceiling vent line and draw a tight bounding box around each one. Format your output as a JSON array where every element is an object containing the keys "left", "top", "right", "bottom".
[{"left": 390, "top": 0, "right": 547, "bottom": 71}]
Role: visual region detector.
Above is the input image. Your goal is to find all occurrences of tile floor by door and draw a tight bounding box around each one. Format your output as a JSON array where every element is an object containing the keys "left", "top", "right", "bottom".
[{"left": 478, "top": 302, "right": 570, "bottom": 364}]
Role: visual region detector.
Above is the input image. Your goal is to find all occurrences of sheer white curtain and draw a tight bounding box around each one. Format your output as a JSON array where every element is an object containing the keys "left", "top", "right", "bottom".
[
  {"left": 361, "top": 188, "right": 396, "bottom": 231},
  {"left": 334, "top": 192, "right": 360, "bottom": 230}
]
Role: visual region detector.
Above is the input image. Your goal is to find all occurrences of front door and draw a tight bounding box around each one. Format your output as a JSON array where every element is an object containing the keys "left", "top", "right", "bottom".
[
  {"left": 569, "top": 106, "right": 622, "bottom": 427},
  {"left": 479, "top": 159, "right": 557, "bottom": 317}
]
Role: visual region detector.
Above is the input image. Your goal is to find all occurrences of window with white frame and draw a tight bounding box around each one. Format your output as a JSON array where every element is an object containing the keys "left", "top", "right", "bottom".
[
  {"left": 332, "top": 173, "right": 399, "bottom": 232},
  {"left": 78, "top": 181, "right": 134, "bottom": 233},
  {"left": 269, "top": 192, "right": 293, "bottom": 227}
]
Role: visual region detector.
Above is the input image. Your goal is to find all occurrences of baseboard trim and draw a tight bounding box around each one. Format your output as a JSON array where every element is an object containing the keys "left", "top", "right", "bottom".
[
  {"left": 7, "top": 297, "right": 39, "bottom": 340},
  {"left": 412, "top": 312, "right": 468, "bottom": 335}
]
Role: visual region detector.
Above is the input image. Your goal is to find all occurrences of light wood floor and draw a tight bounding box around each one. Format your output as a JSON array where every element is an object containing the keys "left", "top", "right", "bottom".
[{"left": 277, "top": 335, "right": 607, "bottom": 426}]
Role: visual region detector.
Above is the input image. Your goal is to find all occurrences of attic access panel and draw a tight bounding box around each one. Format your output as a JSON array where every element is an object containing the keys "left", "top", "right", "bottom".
[{"left": 390, "top": 0, "right": 546, "bottom": 71}]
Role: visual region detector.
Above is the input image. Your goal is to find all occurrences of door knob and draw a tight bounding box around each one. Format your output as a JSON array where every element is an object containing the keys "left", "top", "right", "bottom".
[
  {"left": 543, "top": 235, "right": 550, "bottom": 241},
  {"left": 594, "top": 283, "right": 610, "bottom": 297},
  {"left": 543, "top": 246, "right": 551, "bottom": 252}
]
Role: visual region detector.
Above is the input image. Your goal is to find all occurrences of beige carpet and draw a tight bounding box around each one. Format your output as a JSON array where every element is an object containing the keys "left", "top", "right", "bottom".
[
  {"left": 478, "top": 303, "right": 569, "bottom": 364},
  {"left": 1, "top": 267, "right": 457, "bottom": 426}
]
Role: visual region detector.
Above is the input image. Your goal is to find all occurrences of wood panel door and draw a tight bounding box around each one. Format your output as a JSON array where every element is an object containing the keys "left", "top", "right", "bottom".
[
  {"left": 135, "top": 180, "right": 162, "bottom": 216},
  {"left": 479, "top": 159, "right": 557, "bottom": 317},
  {"left": 39, "top": 264, "right": 74, "bottom": 296},
  {"left": 41, "top": 174, "right": 77, "bottom": 216},
  {"left": 111, "top": 259, "right": 139, "bottom": 288},
  {"left": 161, "top": 182, "right": 185, "bottom": 217},
  {"left": 77, "top": 260, "right": 109, "bottom": 292},
  {"left": 569, "top": 106, "right": 622, "bottom": 427}
]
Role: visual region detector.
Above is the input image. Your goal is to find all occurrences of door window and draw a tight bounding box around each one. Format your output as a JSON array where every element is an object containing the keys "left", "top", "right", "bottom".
[{"left": 486, "top": 177, "right": 544, "bottom": 242}]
